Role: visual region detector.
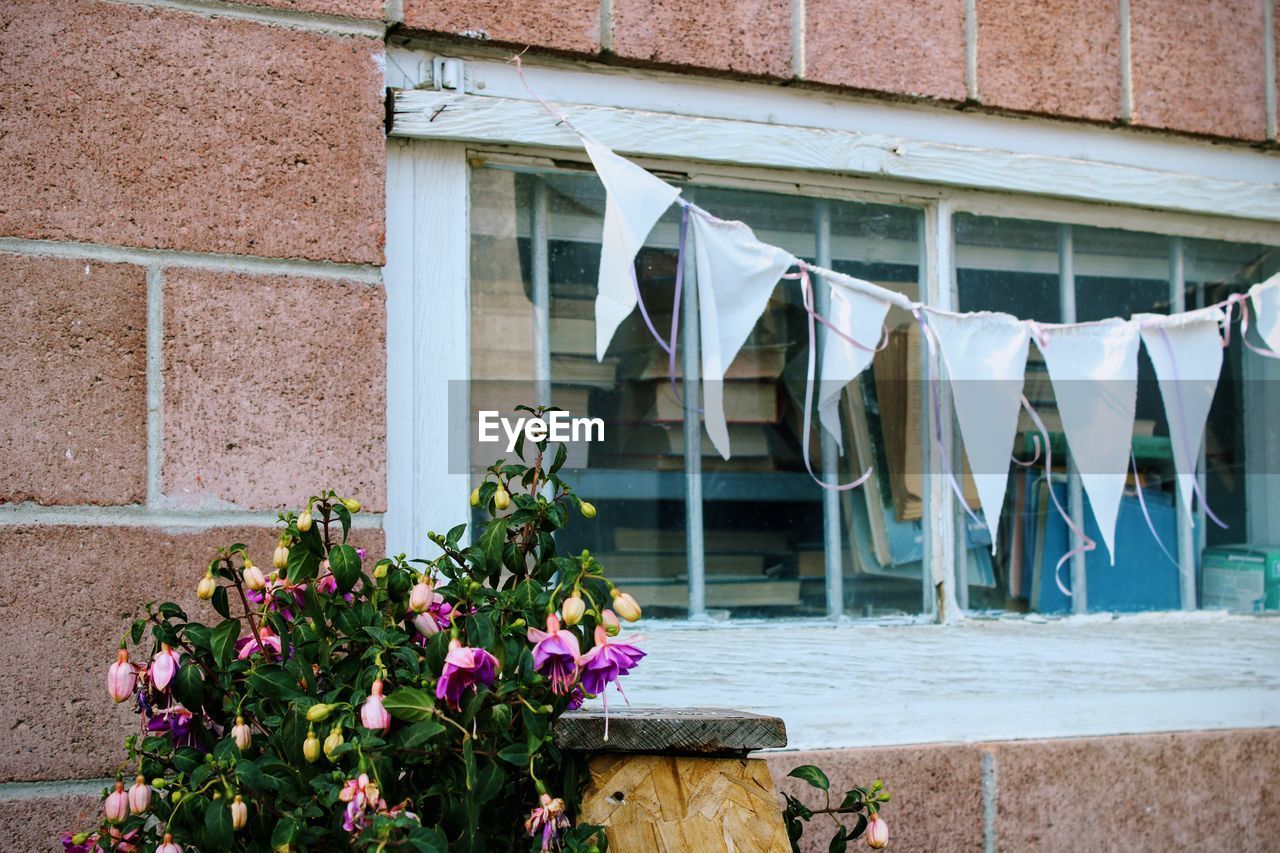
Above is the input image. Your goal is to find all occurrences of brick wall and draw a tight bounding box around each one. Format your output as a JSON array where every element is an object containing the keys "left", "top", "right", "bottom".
[{"left": 0, "top": 0, "right": 1273, "bottom": 847}]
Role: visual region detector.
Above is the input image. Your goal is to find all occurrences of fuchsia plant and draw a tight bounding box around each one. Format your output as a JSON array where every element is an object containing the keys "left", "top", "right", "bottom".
[{"left": 65, "top": 414, "right": 643, "bottom": 852}]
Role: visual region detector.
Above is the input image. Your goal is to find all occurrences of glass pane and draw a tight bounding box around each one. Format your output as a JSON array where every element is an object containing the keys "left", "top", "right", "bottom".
[
  {"left": 468, "top": 165, "right": 923, "bottom": 619},
  {"left": 1184, "top": 238, "right": 1280, "bottom": 613}
]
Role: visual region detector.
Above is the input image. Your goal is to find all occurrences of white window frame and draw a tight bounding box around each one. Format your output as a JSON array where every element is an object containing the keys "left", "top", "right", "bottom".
[{"left": 384, "top": 47, "right": 1280, "bottom": 747}]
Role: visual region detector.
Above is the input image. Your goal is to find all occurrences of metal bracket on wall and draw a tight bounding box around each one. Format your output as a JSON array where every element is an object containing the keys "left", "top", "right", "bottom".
[{"left": 432, "top": 57, "right": 464, "bottom": 92}]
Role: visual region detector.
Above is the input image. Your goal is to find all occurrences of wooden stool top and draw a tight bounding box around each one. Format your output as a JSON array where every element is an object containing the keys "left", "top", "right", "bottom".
[{"left": 553, "top": 706, "right": 788, "bottom": 755}]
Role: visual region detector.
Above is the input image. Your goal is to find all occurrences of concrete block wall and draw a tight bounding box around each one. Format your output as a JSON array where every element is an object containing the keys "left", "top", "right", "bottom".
[{"left": 0, "top": 0, "right": 1275, "bottom": 848}]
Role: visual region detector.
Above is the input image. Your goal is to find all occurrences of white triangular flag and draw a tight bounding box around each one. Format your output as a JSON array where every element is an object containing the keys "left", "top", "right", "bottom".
[
  {"left": 690, "top": 210, "right": 796, "bottom": 459},
  {"left": 924, "top": 309, "right": 1030, "bottom": 547},
  {"left": 815, "top": 270, "right": 892, "bottom": 452},
  {"left": 1138, "top": 307, "right": 1225, "bottom": 519},
  {"left": 1248, "top": 272, "right": 1280, "bottom": 354},
  {"left": 1036, "top": 319, "right": 1141, "bottom": 564},
  {"left": 582, "top": 137, "right": 682, "bottom": 361}
]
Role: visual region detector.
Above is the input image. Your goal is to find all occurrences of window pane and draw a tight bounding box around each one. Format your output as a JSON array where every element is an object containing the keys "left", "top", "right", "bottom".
[{"left": 468, "top": 165, "right": 923, "bottom": 619}]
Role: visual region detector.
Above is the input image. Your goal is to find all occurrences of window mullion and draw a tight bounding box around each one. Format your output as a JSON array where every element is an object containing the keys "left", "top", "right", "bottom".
[
  {"left": 1169, "top": 237, "right": 1198, "bottom": 609},
  {"left": 813, "top": 200, "right": 845, "bottom": 619},
  {"left": 530, "top": 178, "right": 552, "bottom": 407},
  {"left": 1058, "top": 224, "right": 1089, "bottom": 614},
  {"left": 681, "top": 193, "right": 708, "bottom": 620}
]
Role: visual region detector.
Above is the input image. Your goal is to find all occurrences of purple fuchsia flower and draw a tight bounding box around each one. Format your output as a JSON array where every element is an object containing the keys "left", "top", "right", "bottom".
[
  {"left": 524, "top": 793, "right": 570, "bottom": 852},
  {"left": 578, "top": 626, "right": 645, "bottom": 698},
  {"left": 339, "top": 774, "right": 386, "bottom": 833},
  {"left": 246, "top": 574, "right": 305, "bottom": 619},
  {"left": 235, "top": 626, "right": 282, "bottom": 660},
  {"left": 146, "top": 704, "right": 195, "bottom": 748},
  {"left": 60, "top": 832, "right": 97, "bottom": 853},
  {"left": 150, "top": 644, "right": 180, "bottom": 691},
  {"left": 527, "top": 614, "right": 581, "bottom": 696},
  {"left": 435, "top": 640, "right": 498, "bottom": 709}
]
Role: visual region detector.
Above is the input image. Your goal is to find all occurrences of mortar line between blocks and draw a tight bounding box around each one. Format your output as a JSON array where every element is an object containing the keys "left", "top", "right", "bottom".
[
  {"left": 103, "top": 0, "right": 387, "bottom": 38},
  {"left": 982, "top": 750, "right": 998, "bottom": 853},
  {"left": 1266, "top": 0, "right": 1277, "bottom": 140},
  {"left": 146, "top": 267, "right": 165, "bottom": 509},
  {"left": 0, "top": 779, "right": 113, "bottom": 803},
  {"left": 599, "top": 0, "right": 614, "bottom": 53},
  {"left": 964, "top": 0, "right": 978, "bottom": 101},
  {"left": 0, "top": 237, "right": 383, "bottom": 285},
  {"left": 0, "top": 504, "right": 385, "bottom": 529},
  {"left": 1119, "top": 0, "right": 1133, "bottom": 123},
  {"left": 791, "top": 0, "right": 806, "bottom": 80}
]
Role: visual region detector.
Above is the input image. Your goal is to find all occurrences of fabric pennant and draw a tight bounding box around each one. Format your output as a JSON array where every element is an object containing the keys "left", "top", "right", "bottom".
[
  {"left": 1036, "top": 319, "right": 1141, "bottom": 564},
  {"left": 1137, "top": 307, "right": 1225, "bottom": 519},
  {"left": 581, "top": 137, "right": 682, "bottom": 361},
  {"left": 923, "top": 309, "right": 1031, "bottom": 547},
  {"left": 690, "top": 209, "right": 797, "bottom": 459},
  {"left": 1249, "top": 272, "right": 1280, "bottom": 354},
  {"left": 815, "top": 270, "right": 892, "bottom": 453}
]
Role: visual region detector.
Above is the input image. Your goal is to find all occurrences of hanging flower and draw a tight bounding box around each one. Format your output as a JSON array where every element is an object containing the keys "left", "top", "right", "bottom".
[
  {"left": 866, "top": 813, "right": 888, "bottom": 849},
  {"left": 527, "top": 614, "right": 581, "bottom": 695},
  {"left": 150, "top": 644, "right": 180, "bottom": 691},
  {"left": 600, "top": 609, "right": 621, "bottom": 637},
  {"left": 410, "top": 583, "right": 453, "bottom": 640},
  {"left": 609, "top": 589, "right": 642, "bottom": 622},
  {"left": 231, "top": 716, "right": 252, "bottom": 751},
  {"left": 60, "top": 832, "right": 96, "bottom": 853},
  {"left": 235, "top": 626, "right": 282, "bottom": 660},
  {"left": 360, "top": 679, "right": 391, "bottom": 732},
  {"left": 578, "top": 626, "right": 645, "bottom": 697},
  {"left": 524, "top": 793, "right": 570, "bottom": 852},
  {"left": 560, "top": 595, "right": 585, "bottom": 626},
  {"left": 339, "top": 773, "right": 386, "bottom": 833},
  {"left": 145, "top": 704, "right": 195, "bottom": 748},
  {"left": 230, "top": 795, "right": 248, "bottom": 831},
  {"left": 103, "top": 781, "right": 128, "bottom": 823},
  {"left": 435, "top": 640, "right": 498, "bottom": 708},
  {"left": 156, "top": 833, "right": 182, "bottom": 853},
  {"left": 107, "top": 648, "right": 136, "bottom": 703},
  {"left": 409, "top": 579, "right": 435, "bottom": 613},
  {"left": 127, "top": 775, "right": 150, "bottom": 815}
]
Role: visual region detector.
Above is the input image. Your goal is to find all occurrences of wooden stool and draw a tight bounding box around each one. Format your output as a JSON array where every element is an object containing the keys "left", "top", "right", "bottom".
[{"left": 555, "top": 707, "right": 790, "bottom": 852}]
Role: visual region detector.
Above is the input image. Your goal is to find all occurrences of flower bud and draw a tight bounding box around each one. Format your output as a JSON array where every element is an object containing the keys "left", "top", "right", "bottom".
[
  {"left": 128, "top": 775, "right": 150, "bottom": 815},
  {"left": 323, "top": 724, "right": 345, "bottom": 759},
  {"left": 156, "top": 833, "right": 183, "bottom": 853},
  {"left": 561, "top": 595, "right": 585, "bottom": 626},
  {"left": 196, "top": 571, "right": 217, "bottom": 601},
  {"left": 242, "top": 565, "right": 266, "bottom": 592},
  {"left": 470, "top": 487, "right": 481, "bottom": 507},
  {"left": 231, "top": 716, "right": 252, "bottom": 751},
  {"left": 493, "top": 487, "right": 511, "bottom": 511},
  {"left": 273, "top": 545, "right": 289, "bottom": 570},
  {"left": 297, "top": 510, "right": 313, "bottom": 533},
  {"left": 306, "top": 703, "right": 333, "bottom": 723},
  {"left": 360, "top": 679, "right": 391, "bottom": 732},
  {"left": 413, "top": 611, "right": 441, "bottom": 638},
  {"left": 601, "top": 609, "right": 621, "bottom": 637},
  {"left": 611, "top": 590, "right": 642, "bottom": 622},
  {"left": 171, "top": 791, "right": 184, "bottom": 804},
  {"left": 303, "top": 728, "right": 322, "bottom": 763},
  {"left": 107, "top": 648, "right": 136, "bottom": 703},
  {"left": 230, "top": 795, "right": 248, "bottom": 831},
  {"left": 341, "top": 498, "right": 361, "bottom": 513},
  {"left": 409, "top": 581, "right": 434, "bottom": 613},
  {"left": 866, "top": 814, "right": 888, "bottom": 849},
  {"left": 104, "top": 781, "right": 128, "bottom": 823},
  {"left": 579, "top": 500, "right": 597, "bottom": 519},
  {"left": 372, "top": 561, "right": 388, "bottom": 579}
]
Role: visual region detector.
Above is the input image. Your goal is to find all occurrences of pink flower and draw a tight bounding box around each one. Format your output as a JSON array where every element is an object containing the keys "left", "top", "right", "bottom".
[
  {"left": 866, "top": 813, "right": 888, "bottom": 849},
  {"left": 127, "top": 775, "right": 150, "bottom": 815},
  {"left": 107, "top": 648, "right": 136, "bottom": 703},
  {"left": 578, "top": 626, "right": 645, "bottom": 697},
  {"left": 103, "top": 781, "right": 128, "bottom": 823},
  {"left": 150, "top": 644, "right": 180, "bottom": 691},
  {"left": 156, "top": 832, "right": 182, "bottom": 853},
  {"left": 411, "top": 591, "right": 453, "bottom": 641},
  {"left": 601, "top": 609, "right": 621, "bottom": 637},
  {"left": 409, "top": 580, "right": 435, "bottom": 613},
  {"left": 525, "top": 793, "right": 569, "bottom": 852},
  {"left": 339, "top": 774, "right": 386, "bottom": 833},
  {"left": 527, "top": 614, "right": 581, "bottom": 695},
  {"left": 360, "top": 679, "right": 391, "bottom": 732},
  {"left": 435, "top": 640, "right": 498, "bottom": 709},
  {"left": 235, "top": 627, "right": 282, "bottom": 660}
]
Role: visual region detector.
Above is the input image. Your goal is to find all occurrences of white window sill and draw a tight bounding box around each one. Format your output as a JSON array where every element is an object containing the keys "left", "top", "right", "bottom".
[{"left": 619, "top": 611, "right": 1280, "bottom": 750}]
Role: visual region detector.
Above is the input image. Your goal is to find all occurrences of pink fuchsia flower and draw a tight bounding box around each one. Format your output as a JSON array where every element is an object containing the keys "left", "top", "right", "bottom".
[
  {"left": 411, "top": 592, "right": 453, "bottom": 641},
  {"left": 231, "top": 716, "right": 252, "bottom": 751},
  {"left": 156, "top": 833, "right": 182, "bottom": 853},
  {"left": 107, "top": 826, "right": 141, "bottom": 853},
  {"left": 242, "top": 564, "right": 266, "bottom": 592},
  {"left": 524, "top": 793, "right": 570, "bottom": 852},
  {"left": 866, "top": 814, "right": 888, "bottom": 849},
  {"left": 127, "top": 775, "right": 150, "bottom": 814},
  {"left": 360, "top": 679, "right": 391, "bottom": 732},
  {"left": 230, "top": 795, "right": 248, "bottom": 831},
  {"left": 578, "top": 626, "right": 645, "bottom": 698},
  {"left": 339, "top": 774, "right": 386, "bottom": 833},
  {"left": 107, "top": 648, "right": 136, "bottom": 703},
  {"left": 560, "top": 595, "right": 585, "bottom": 626},
  {"left": 600, "top": 609, "right": 621, "bottom": 637},
  {"left": 103, "top": 781, "right": 128, "bottom": 823},
  {"left": 610, "top": 589, "right": 642, "bottom": 622},
  {"left": 150, "top": 644, "right": 180, "bottom": 691},
  {"left": 527, "top": 614, "right": 581, "bottom": 696},
  {"left": 235, "top": 627, "right": 282, "bottom": 660},
  {"left": 409, "top": 579, "right": 435, "bottom": 613},
  {"left": 435, "top": 640, "right": 498, "bottom": 709}
]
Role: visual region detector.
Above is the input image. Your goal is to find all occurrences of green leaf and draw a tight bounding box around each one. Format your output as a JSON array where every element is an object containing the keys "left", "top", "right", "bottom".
[
  {"left": 393, "top": 720, "right": 445, "bottom": 750},
  {"left": 287, "top": 542, "right": 321, "bottom": 582},
  {"left": 236, "top": 760, "right": 265, "bottom": 795},
  {"left": 446, "top": 523, "right": 467, "bottom": 545},
  {"left": 477, "top": 518, "right": 507, "bottom": 573},
  {"left": 329, "top": 544, "right": 361, "bottom": 593},
  {"left": 549, "top": 441, "right": 568, "bottom": 474},
  {"left": 211, "top": 585, "right": 231, "bottom": 620},
  {"left": 788, "top": 765, "right": 830, "bottom": 791},
  {"left": 271, "top": 816, "right": 300, "bottom": 850},
  {"left": 383, "top": 687, "right": 436, "bottom": 722},
  {"left": 130, "top": 619, "right": 146, "bottom": 645},
  {"left": 204, "top": 799, "right": 233, "bottom": 850},
  {"left": 158, "top": 602, "right": 187, "bottom": 621},
  {"left": 496, "top": 743, "right": 529, "bottom": 766},
  {"left": 247, "top": 665, "right": 300, "bottom": 700},
  {"left": 172, "top": 664, "right": 204, "bottom": 711},
  {"left": 406, "top": 826, "right": 450, "bottom": 853},
  {"left": 210, "top": 620, "right": 241, "bottom": 668},
  {"left": 333, "top": 503, "right": 352, "bottom": 541},
  {"left": 827, "top": 826, "right": 848, "bottom": 853}
]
